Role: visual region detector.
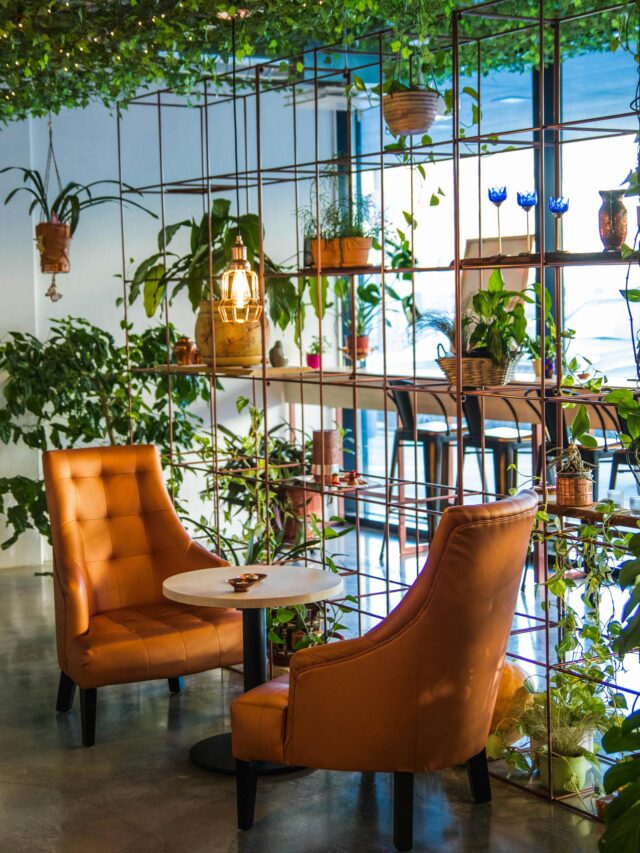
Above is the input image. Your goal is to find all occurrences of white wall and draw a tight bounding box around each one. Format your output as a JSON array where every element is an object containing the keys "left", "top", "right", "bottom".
[{"left": 0, "top": 89, "right": 336, "bottom": 567}]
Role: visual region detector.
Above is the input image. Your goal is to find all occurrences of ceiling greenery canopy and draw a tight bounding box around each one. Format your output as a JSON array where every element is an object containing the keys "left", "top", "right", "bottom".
[{"left": 0, "top": 0, "right": 635, "bottom": 123}]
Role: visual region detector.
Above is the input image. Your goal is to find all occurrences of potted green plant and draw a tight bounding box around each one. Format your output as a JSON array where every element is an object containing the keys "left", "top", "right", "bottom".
[
  {"left": 549, "top": 405, "right": 597, "bottom": 506},
  {"left": 414, "top": 270, "right": 531, "bottom": 386},
  {"left": 306, "top": 195, "right": 379, "bottom": 269},
  {"left": 306, "top": 335, "right": 328, "bottom": 369},
  {"left": 1, "top": 166, "right": 151, "bottom": 274},
  {"left": 380, "top": 43, "right": 440, "bottom": 137},
  {"left": 525, "top": 284, "right": 576, "bottom": 378},
  {"left": 520, "top": 675, "right": 610, "bottom": 796},
  {"left": 129, "top": 198, "right": 295, "bottom": 367}
]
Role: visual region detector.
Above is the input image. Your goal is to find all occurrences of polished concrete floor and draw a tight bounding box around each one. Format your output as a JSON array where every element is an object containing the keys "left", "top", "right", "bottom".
[{"left": 0, "top": 566, "right": 604, "bottom": 852}]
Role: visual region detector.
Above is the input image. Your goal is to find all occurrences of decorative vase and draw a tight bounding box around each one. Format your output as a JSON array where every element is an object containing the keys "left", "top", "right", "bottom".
[
  {"left": 306, "top": 352, "right": 321, "bottom": 370},
  {"left": 35, "top": 222, "right": 71, "bottom": 273},
  {"left": 536, "top": 749, "right": 590, "bottom": 795},
  {"left": 556, "top": 473, "right": 593, "bottom": 507},
  {"left": 598, "top": 189, "right": 627, "bottom": 252},
  {"left": 382, "top": 90, "right": 439, "bottom": 137},
  {"left": 195, "top": 301, "right": 265, "bottom": 367},
  {"left": 173, "top": 336, "right": 198, "bottom": 365},
  {"left": 544, "top": 356, "right": 554, "bottom": 379},
  {"left": 532, "top": 358, "right": 542, "bottom": 378},
  {"left": 269, "top": 340, "right": 288, "bottom": 367}
]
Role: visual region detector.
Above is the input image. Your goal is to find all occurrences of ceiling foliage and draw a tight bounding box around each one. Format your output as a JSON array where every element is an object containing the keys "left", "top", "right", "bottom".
[{"left": 0, "top": 1, "right": 635, "bottom": 123}]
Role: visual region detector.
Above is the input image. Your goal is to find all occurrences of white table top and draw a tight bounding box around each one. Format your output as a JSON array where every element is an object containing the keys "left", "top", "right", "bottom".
[{"left": 162, "top": 563, "right": 344, "bottom": 609}]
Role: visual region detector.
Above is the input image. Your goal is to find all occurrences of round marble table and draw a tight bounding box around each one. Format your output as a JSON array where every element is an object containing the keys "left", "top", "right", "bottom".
[{"left": 163, "top": 563, "right": 343, "bottom": 774}]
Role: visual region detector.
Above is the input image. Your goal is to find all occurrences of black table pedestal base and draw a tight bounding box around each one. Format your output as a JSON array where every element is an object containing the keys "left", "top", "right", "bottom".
[{"left": 189, "top": 732, "right": 300, "bottom": 776}]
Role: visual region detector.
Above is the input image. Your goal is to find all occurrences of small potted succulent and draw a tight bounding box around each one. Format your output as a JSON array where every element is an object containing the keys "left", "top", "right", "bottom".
[
  {"left": 306, "top": 336, "right": 328, "bottom": 369},
  {"left": 549, "top": 404, "right": 596, "bottom": 507}
]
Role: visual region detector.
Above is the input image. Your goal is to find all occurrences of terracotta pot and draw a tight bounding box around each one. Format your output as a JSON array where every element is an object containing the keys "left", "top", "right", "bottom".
[
  {"left": 306, "top": 352, "right": 321, "bottom": 369},
  {"left": 382, "top": 89, "right": 439, "bottom": 137},
  {"left": 345, "top": 334, "right": 370, "bottom": 361},
  {"left": 35, "top": 222, "right": 71, "bottom": 274},
  {"left": 173, "top": 336, "right": 199, "bottom": 365},
  {"left": 195, "top": 301, "right": 265, "bottom": 367},
  {"left": 311, "top": 237, "right": 372, "bottom": 268},
  {"left": 598, "top": 189, "right": 627, "bottom": 252},
  {"left": 337, "top": 237, "right": 372, "bottom": 267},
  {"left": 281, "top": 484, "right": 324, "bottom": 542},
  {"left": 556, "top": 474, "right": 593, "bottom": 507},
  {"left": 310, "top": 238, "right": 340, "bottom": 268}
]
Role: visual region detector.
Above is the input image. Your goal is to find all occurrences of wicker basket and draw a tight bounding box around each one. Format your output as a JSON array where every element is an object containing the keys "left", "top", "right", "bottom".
[
  {"left": 556, "top": 474, "right": 593, "bottom": 507},
  {"left": 437, "top": 355, "right": 519, "bottom": 387},
  {"left": 382, "top": 90, "right": 439, "bottom": 137}
]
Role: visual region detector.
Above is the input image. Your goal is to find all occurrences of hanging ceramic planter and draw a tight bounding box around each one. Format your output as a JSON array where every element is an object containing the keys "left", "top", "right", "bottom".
[
  {"left": 35, "top": 222, "right": 72, "bottom": 274},
  {"left": 383, "top": 89, "right": 439, "bottom": 137}
]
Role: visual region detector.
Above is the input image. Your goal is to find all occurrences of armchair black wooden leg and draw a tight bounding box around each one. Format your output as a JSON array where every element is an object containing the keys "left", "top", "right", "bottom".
[
  {"left": 393, "top": 772, "right": 414, "bottom": 852},
  {"left": 168, "top": 677, "right": 184, "bottom": 694},
  {"left": 56, "top": 671, "right": 76, "bottom": 713},
  {"left": 80, "top": 688, "right": 97, "bottom": 747},
  {"left": 236, "top": 760, "right": 258, "bottom": 830},
  {"left": 467, "top": 749, "right": 491, "bottom": 803}
]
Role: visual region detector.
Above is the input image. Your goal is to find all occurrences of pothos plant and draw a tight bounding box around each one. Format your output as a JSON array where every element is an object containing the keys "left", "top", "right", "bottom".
[{"left": 0, "top": 316, "right": 211, "bottom": 549}]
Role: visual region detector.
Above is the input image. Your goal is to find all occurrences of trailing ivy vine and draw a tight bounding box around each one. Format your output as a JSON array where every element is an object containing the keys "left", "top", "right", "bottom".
[{"left": 0, "top": 1, "right": 634, "bottom": 123}]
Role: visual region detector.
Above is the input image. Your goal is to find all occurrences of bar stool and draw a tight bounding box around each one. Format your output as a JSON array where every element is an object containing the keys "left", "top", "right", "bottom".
[
  {"left": 462, "top": 394, "right": 532, "bottom": 497},
  {"left": 382, "top": 381, "right": 459, "bottom": 557}
]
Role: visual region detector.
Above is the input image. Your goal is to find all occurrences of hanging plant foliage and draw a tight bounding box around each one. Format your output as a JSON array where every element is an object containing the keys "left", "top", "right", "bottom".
[{"left": 0, "top": 1, "right": 634, "bottom": 123}]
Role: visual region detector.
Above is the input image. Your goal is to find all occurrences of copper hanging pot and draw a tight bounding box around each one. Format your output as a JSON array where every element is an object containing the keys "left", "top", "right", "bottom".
[{"left": 598, "top": 189, "right": 627, "bottom": 252}]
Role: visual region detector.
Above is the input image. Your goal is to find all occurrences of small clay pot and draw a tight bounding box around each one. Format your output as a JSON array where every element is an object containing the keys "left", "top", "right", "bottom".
[
  {"left": 35, "top": 222, "right": 71, "bottom": 274},
  {"left": 306, "top": 352, "right": 321, "bottom": 369}
]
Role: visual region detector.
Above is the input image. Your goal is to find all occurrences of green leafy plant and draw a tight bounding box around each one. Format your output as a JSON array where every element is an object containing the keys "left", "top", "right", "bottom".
[
  {"left": 466, "top": 268, "right": 532, "bottom": 365},
  {"left": 0, "top": 317, "right": 209, "bottom": 548},
  {"left": 129, "top": 197, "right": 297, "bottom": 332},
  {"left": 599, "top": 709, "right": 640, "bottom": 852},
  {"left": 525, "top": 283, "right": 576, "bottom": 362},
  {"left": 307, "top": 336, "right": 328, "bottom": 355},
  {"left": 1, "top": 167, "right": 152, "bottom": 235}
]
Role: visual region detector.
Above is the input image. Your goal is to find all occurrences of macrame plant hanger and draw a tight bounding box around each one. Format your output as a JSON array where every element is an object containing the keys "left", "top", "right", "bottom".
[{"left": 42, "top": 115, "right": 65, "bottom": 302}]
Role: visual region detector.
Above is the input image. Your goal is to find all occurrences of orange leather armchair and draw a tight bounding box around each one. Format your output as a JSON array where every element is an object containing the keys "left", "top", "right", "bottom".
[
  {"left": 231, "top": 491, "right": 537, "bottom": 851},
  {"left": 43, "top": 444, "right": 243, "bottom": 746}
]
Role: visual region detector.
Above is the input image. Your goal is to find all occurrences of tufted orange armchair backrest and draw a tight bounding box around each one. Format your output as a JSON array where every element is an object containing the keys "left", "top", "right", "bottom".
[{"left": 43, "top": 444, "right": 216, "bottom": 616}]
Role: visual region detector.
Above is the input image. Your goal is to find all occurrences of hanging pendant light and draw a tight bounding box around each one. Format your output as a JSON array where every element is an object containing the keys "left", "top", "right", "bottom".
[{"left": 219, "top": 234, "right": 262, "bottom": 324}]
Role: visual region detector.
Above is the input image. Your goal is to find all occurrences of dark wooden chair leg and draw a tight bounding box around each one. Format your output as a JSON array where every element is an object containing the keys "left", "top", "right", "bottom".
[
  {"left": 609, "top": 454, "right": 621, "bottom": 490},
  {"left": 80, "top": 688, "right": 97, "bottom": 747},
  {"left": 467, "top": 749, "right": 491, "bottom": 803},
  {"left": 168, "top": 677, "right": 184, "bottom": 693},
  {"left": 393, "top": 771, "right": 414, "bottom": 852},
  {"left": 56, "top": 671, "right": 76, "bottom": 713},
  {"left": 236, "top": 760, "right": 258, "bottom": 830}
]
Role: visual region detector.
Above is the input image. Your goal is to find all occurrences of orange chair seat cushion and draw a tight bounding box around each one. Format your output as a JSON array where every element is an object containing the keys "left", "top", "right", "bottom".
[
  {"left": 231, "top": 674, "right": 290, "bottom": 764},
  {"left": 67, "top": 602, "right": 243, "bottom": 689}
]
